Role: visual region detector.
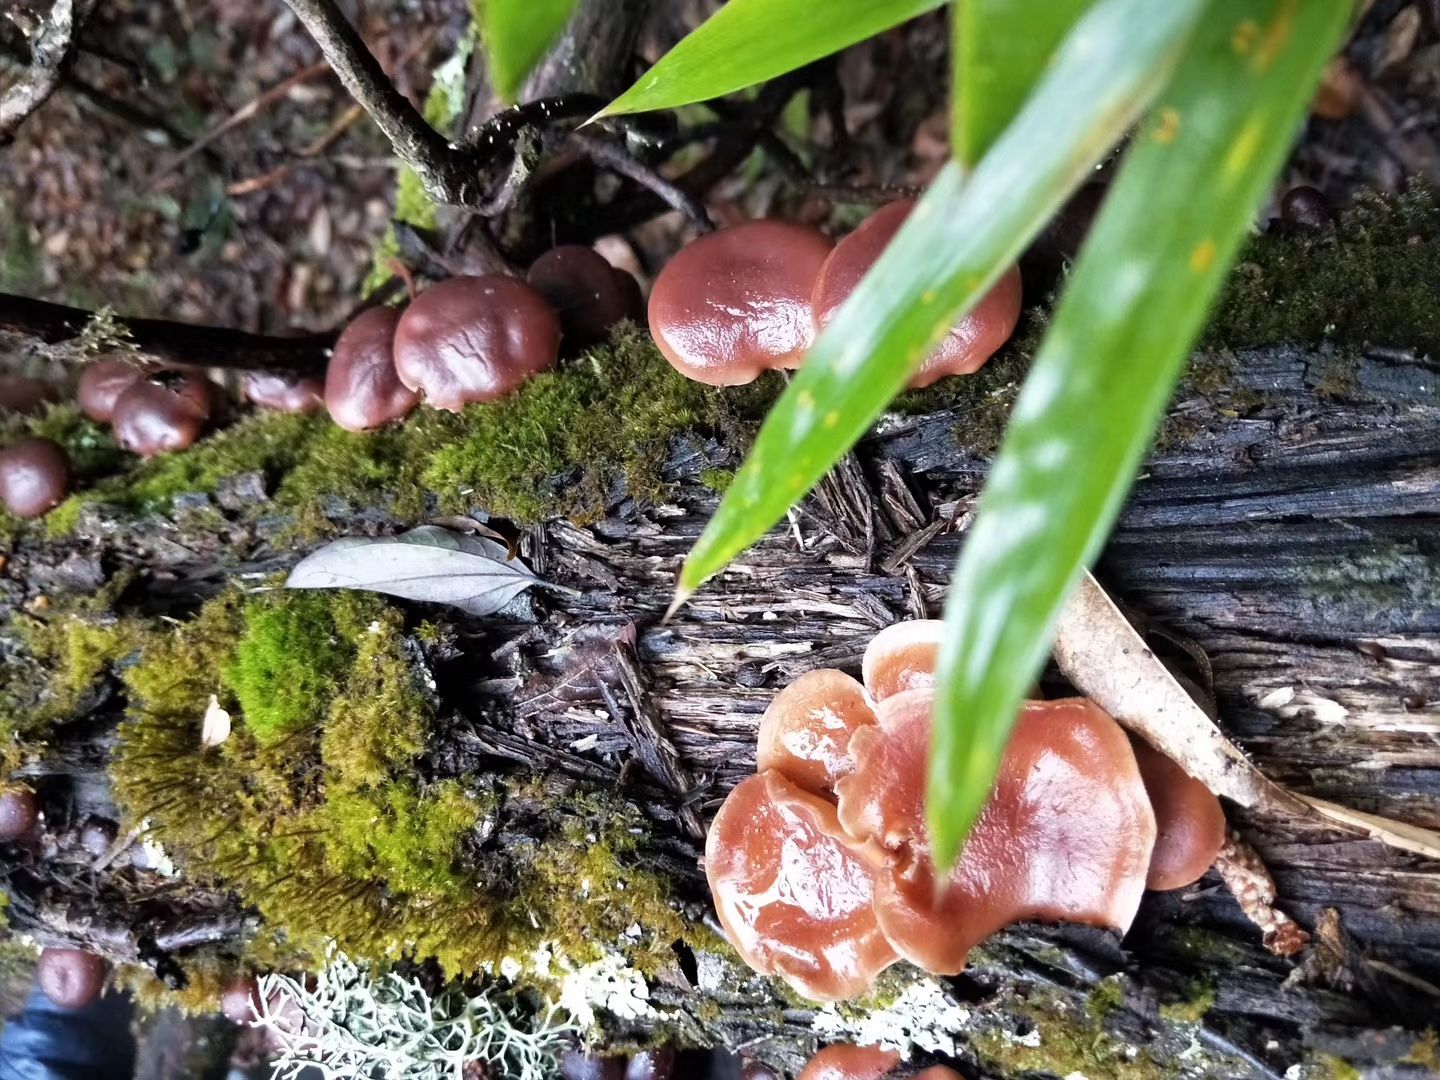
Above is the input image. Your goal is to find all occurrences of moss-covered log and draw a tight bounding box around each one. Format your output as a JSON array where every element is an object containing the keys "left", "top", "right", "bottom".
[{"left": 3, "top": 199, "right": 1440, "bottom": 1079}]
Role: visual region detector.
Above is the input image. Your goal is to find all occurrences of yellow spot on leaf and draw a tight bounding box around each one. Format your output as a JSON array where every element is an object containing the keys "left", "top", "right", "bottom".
[
  {"left": 797, "top": 390, "right": 816, "bottom": 409},
  {"left": 824, "top": 411, "right": 840, "bottom": 429},
  {"left": 922, "top": 290, "right": 938, "bottom": 304},
  {"left": 1223, "top": 119, "right": 1263, "bottom": 178},
  {"left": 1232, "top": 19, "right": 1259, "bottom": 54},
  {"left": 1190, "top": 240, "right": 1216, "bottom": 273},
  {"left": 1255, "top": 0, "right": 1298, "bottom": 72},
  {"left": 1153, "top": 108, "right": 1181, "bottom": 144}
]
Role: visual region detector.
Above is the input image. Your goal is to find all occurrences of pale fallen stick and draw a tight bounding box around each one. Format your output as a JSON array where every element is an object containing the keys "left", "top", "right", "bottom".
[{"left": 1053, "top": 570, "right": 1440, "bottom": 862}]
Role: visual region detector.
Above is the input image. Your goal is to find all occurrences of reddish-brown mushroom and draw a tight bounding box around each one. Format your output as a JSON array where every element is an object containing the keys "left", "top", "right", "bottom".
[
  {"left": 37, "top": 948, "right": 108, "bottom": 1008},
  {"left": 0, "top": 375, "right": 60, "bottom": 416},
  {"left": 111, "top": 372, "right": 215, "bottom": 457},
  {"left": 561, "top": 1051, "right": 626, "bottom": 1080},
  {"left": 913, "top": 1069, "right": 965, "bottom": 1079},
  {"left": 528, "top": 246, "right": 643, "bottom": 346},
  {"left": 77, "top": 358, "right": 146, "bottom": 423},
  {"left": 862, "top": 620, "right": 944, "bottom": 704},
  {"left": 625, "top": 1047, "right": 676, "bottom": 1080},
  {"left": 393, "top": 276, "right": 561, "bottom": 412},
  {"left": 1130, "top": 737, "right": 1226, "bottom": 891},
  {"left": 0, "top": 437, "right": 72, "bottom": 518},
  {"left": 324, "top": 306, "right": 417, "bottom": 432},
  {"left": 812, "top": 200, "right": 1021, "bottom": 385},
  {"left": 0, "top": 789, "right": 39, "bottom": 840},
  {"left": 706, "top": 771, "right": 896, "bottom": 1001},
  {"left": 648, "top": 221, "right": 834, "bottom": 386},
  {"left": 740, "top": 1061, "right": 781, "bottom": 1080},
  {"left": 835, "top": 691, "right": 1156, "bottom": 975},
  {"left": 796, "top": 1044, "right": 902, "bottom": 1080},
  {"left": 244, "top": 371, "right": 325, "bottom": 414},
  {"left": 757, "top": 669, "right": 877, "bottom": 796}
]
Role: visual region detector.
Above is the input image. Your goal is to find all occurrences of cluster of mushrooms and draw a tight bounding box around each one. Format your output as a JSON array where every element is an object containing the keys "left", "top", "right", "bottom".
[{"left": 706, "top": 620, "right": 1226, "bottom": 1002}]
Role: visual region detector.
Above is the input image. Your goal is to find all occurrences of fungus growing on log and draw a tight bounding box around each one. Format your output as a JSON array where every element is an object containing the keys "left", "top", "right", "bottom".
[
  {"left": 0, "top": 375, "right": 59, "bottom": 416},
  {"left": 648, "top": 220, "right": 833, "bottom": 385},
  {"left": 705, "top": 771, "right": 896, "bottom": 1001},
  {"left": 0, "top": 436, "right": 72, "bottom": 518},
  {"left": 77, "top": 357, "right": 145, "bottom": 423},
  {"left": 625, "top": 1047, "right": 677, "bottom": 1080},
  {"left": 862, "top": 619, "right": 942, "bottom": 703},
  {"left": 796, "top": 1044, "right": 902, "bottom": 1080},
  {"left": 561, "top": 1051, "right": 626, "bottom": 1080},
  {"left": 528, "top": 245, "right": 644, "bottom": 346},
  {"left": 835, "top": 691, "right": 1156, "bottom": 975},
  {"left": 1131, "top": 737, "right": 1227, "bottom": 890},
  {"left": 811, "top": 199, "right": 1021, "bottom": 384},
  {"left": 0, "top": 789, "right": 39, "bottom": 840},
  {"left": 244, "top": 371, "right": 325, "bottom": 414},
  {"left": 323, "top": 305, "right": 417, "bottom": 432},
  {"left": 111, "top": 371, "right": 216, "bottom": 457},
  {"left": 36, "top": 948, "right": 107, "bottom": 1008},
  {"left": 393, "top": 275, "right": 561, "bottom": 411},
  {"left": 757, "top": 668, "right": 875, "bottom": 796}
]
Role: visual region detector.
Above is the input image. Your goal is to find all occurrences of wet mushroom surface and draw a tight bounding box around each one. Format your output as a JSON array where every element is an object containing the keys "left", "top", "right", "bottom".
[
  {"left": 76, "top": 357, "right": 146, "bottom": 423},
  {"left": 244, "top": 370, "right": 325, "bottom": 414},
  {"left": 36, "top": 948, "right": 108, "bottom": 1009},
  {"left": 110, "top": 371, "right": 216, "bottom": 457},
  {"left": 323, "top": 304, "right": 417, "bottom": 432},
  {"left": 527, "top": 245, "right": 644, "bottom": 347},
  {"left": 1130, "top": 736, "right": 1228, "bottom": 891},
  {"left": 0, "top": 436, "right": 72, "bottom": 518},
  {"left": 795, "top": 1044, "right": 902, "bottom": 1080}
]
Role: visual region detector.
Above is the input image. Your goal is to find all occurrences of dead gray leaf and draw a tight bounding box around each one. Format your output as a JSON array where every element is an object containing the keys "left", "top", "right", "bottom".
[{"left": 285, "top": 526, "right": 552, "bottom": 617}]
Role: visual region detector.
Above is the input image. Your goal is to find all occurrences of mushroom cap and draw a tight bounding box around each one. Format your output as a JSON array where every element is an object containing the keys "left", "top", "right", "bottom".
[
  {"left": 111, "top": 372, "right": 215, "bottom": 457},
  {"left": 77, "top": 358, "right": 146, "bottom": 423},
  {"left": 835, "top": 692, "right": 1156, "bottom": 974},
  {"left": 757, "top": 669, "right": 877, "bottom": 796},
  {"left": 625, "top": 1047, "right": 677, "bottom": 1080},
  {"left": 0, "top": 375, "right": 60, "bottom": 416},
  {"left": 324, "top": 305, "right": 416, "bottom": 432},
  {"left": 796, "top": 1044, "right": 901, "bottom": 1080},
  {"left": 528, "top": 245, "right": 640, "bottom": 345},
  {"left": 861, "top": 620, "right": 944, "bottom": 703},
  {"left": 0, "top": 437, "right": 72, "bottom": 518},
  {"left": 1130, "top": 737, "right": 1226, "bottom": 891},
  {"left": 37, "top": 948, "right": 108, "bottom": 1008},
  {"left": 561, "top": 1051, "right": 626, "bottom": 1080},
  {"left": 393, "top": 275, "right": 561, "bottom": 412},
  {"left": 0, "top": 789, "right": 39, "bottom": 840},
  {"left": 1280, "top": 185, "right": 1335, "bottom": 231},
  {"left": 913, "top": 1069, "right": 965, "bottom": 1079},
  {"left": 648, "top": 221, "right": 834, "bottom": 386},
  {"left": 812, "top": 200, "right": 1021, "bottom": 385},
  {"left": 244, "top": 371, "right": 325, "bottom": 414},
  {"left": 740, "top": 1062, "right": 782, "bottom": 1080},
  {"left": 219, "top": 976, "right": 262, "bottom": 1023},
  {"left": 706, "top": 770, "right": 896, "bottom": 1001}
]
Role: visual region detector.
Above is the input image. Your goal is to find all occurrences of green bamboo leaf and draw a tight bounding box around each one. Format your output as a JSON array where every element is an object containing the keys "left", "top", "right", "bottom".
[
  {"left": 598, "top": 0, "right": 942, "bottom": 119},
  {"left": 675, "top": 0, "right": 1204, "bottom": 607},
  {"left": 479, "top": 0, "right": 581, "bottom": 102},
  {"left": 927, "top": 0, "right": 1353, "bottom": 872},
  {"left": 952, "top": 0, "right": 1095, "bottom": 166}
]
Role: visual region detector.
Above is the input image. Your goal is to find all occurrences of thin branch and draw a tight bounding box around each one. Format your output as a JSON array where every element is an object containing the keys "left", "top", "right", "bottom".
[
  {"left": 0, "top": 0, "right": 95, "bottom": 142},
  {"left": 571, "top": 133, "right": 715, "bottom": 232}
]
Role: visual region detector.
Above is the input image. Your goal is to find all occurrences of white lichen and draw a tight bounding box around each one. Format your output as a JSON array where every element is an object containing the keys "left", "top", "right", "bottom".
[
  {"left": 812, "top": 979, "right": 971, "bottom": 1058},
  {"left": 556, "top": 950, "right": 657, "bottom": 1030},
  {"left": 255, "top": 951, "right": 575, "bottom": 1080}
]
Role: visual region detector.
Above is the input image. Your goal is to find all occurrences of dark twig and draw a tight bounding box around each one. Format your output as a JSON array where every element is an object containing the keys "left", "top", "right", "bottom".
[
  {"left": 0, "top": 292, "right": 333, "bottom": 374},
  {"left": 0, "top": 0, "right": 96, "bottom": 142},
  {"left": 571, "top": 133, "right": 715, "bottom": 233}
]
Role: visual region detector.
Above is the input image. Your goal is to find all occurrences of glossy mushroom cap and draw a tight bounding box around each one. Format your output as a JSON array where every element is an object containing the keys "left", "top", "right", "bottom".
[
  {"left": 862, "top": 620, "right": 943, "bottom": 704},
  {"left": 648, "top": 221, "right": 834, "bottom": 386},
  {"left": 796, "top": 1044, "right": 901, "bottom": 1080},
  {"left": 220, "top": 976, "right": 262, "bottom": 1023},
  {"left": 244, "top": 371, "right": 325, "bottom": 414},
  {"left": 835, "top": 692, "right": 1156, "bottom": 975},
  {"left": 528, "top": 245, "right": 643, "bottom": 346},
  {"left": 0, "top": 789, "right": 39, "bottom": 840},
  {"left": 740, "top": 1062, "right": 781, "bottom": 1080},
  {"left": 757, "top": 669, "right": 877, "bottom": 796},
  {"left": 0, "top": 437, "right": 72, "bottom": 518},
  {"left": 625, "top": 1047, "right": 676, "bottom": 1080},
  {"left": 561, "top": 1051, "right": 626, "bottom": 1080},
  {"left": 913, "top": 1069, "right": 965, "bottom": 1079},
  {"left": 77, "top": 358, "right": 146, "bottom": 423},
  {"left": 1279, "top": 185, "right": 1336, "bottom": 231},
  {"left": 37, "top": 948, "right": 108, "bottom": 1008},
  {"left": 812, "top": 200, "right": 1021, "bottom": 385},
  {"left": 706, "top": 770, "right": 896, "bottom": 1001},
  {"left": 324, "top": 306, "right": 417, "bottom": 432},
  {"left": 1130, "top": 737, "right": 1226, "bottom": 891},
  {"left": 111, "top": 372, "right": 215, "bottom": 457},
  {"left": 0, "top": 375, "right": 60, "bottom": 416},
  {"left": 393, "top": 275, "right": 561, "bottom": 412}
]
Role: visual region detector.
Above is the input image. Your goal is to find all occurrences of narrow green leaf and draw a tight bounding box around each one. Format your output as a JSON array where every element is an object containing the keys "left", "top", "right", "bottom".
[
  {"left": 479, "top": 0, "right": 581, "bottom": 102},
  {"left": 928, "top": 0, "right": 1353, "bottom": 872},
  {"left": 598, "top": 0, "right": 942, "bottom": 119},
  {"left": 676, "top": 0, "right": 1204, "bottom": 605},
  {"left": 952, "top": 0, "right": 1094, "bottom": 166}
]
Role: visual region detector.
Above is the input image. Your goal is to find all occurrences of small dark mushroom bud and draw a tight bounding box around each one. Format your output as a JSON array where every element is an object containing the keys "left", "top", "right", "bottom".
[
  {"left": 111, "top": 372, "right": 215, "bottom": 457},
  {"left": 0, "top": 789, "right": 40, "bottom": 840},
  {"left": 528, "top": 245, "right": 641, "bottom": 346},
  {"left": 0, "top": 375, "right": 60, "bottom": 416},
  {"left": 1280, "top": 185, "right": 1336, "bottom": 231},
  {"left": 625, "top": 1047, "right": 677, "bottom": 1080},
  {"left": 0, "top": 437, "right": 72, "bottom": 518},
  {"left": 220, "top": 976, "right": 263, "bottom": 1023},
  {"left": 77, "top": 358, "right": 146, "bottom": 423},
  {"left": 37, "top": 948, "right": 107, "bottom": 1009},
  {"left": 244, "top": 371, "right": 325, "bottom": 414},
  {"left": 648, "top": 220, "right": 834, "bottom": 385},
  {"left": 813, "top": 199, "right": 1021, "bottom": 385},
  {"left": 741, "top": 1062, "right": 782, "bottom": 1080},
  {"left": 393, "top": 276, "right": 561, "bottom": 412},
  {"left": 561, "top": 1051, "right": 626, "bottom": 1080},
  {"left": 324, "top": 306, "right": 416, "bottom": 432}
]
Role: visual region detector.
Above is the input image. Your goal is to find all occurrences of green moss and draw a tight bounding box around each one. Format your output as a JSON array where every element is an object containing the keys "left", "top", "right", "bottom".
[
  {"left": 1158, "top": 980, "right": 1214, "bottom": 1024},
  {"left": 1403, "top": 1031, "right": 1439, "bottom": 1070},
  {"left": 324, "top": 779, "right": 479, "bottom": 897},
  {"left": 972, "top": 995, "right": 1166, "bottom": 1080},
  {"left": 699, "top": 468, "right": 734, "bottom": 494},
  {"left": 1316, "top": 1055, "right": 1362, "bottom": 1080},
  {"left": 1085, "top": 974, "right": 1129, "bottom": 1023},
  {"left": 1303, "top": 540, "right": 1440, "bottom": 621}
]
